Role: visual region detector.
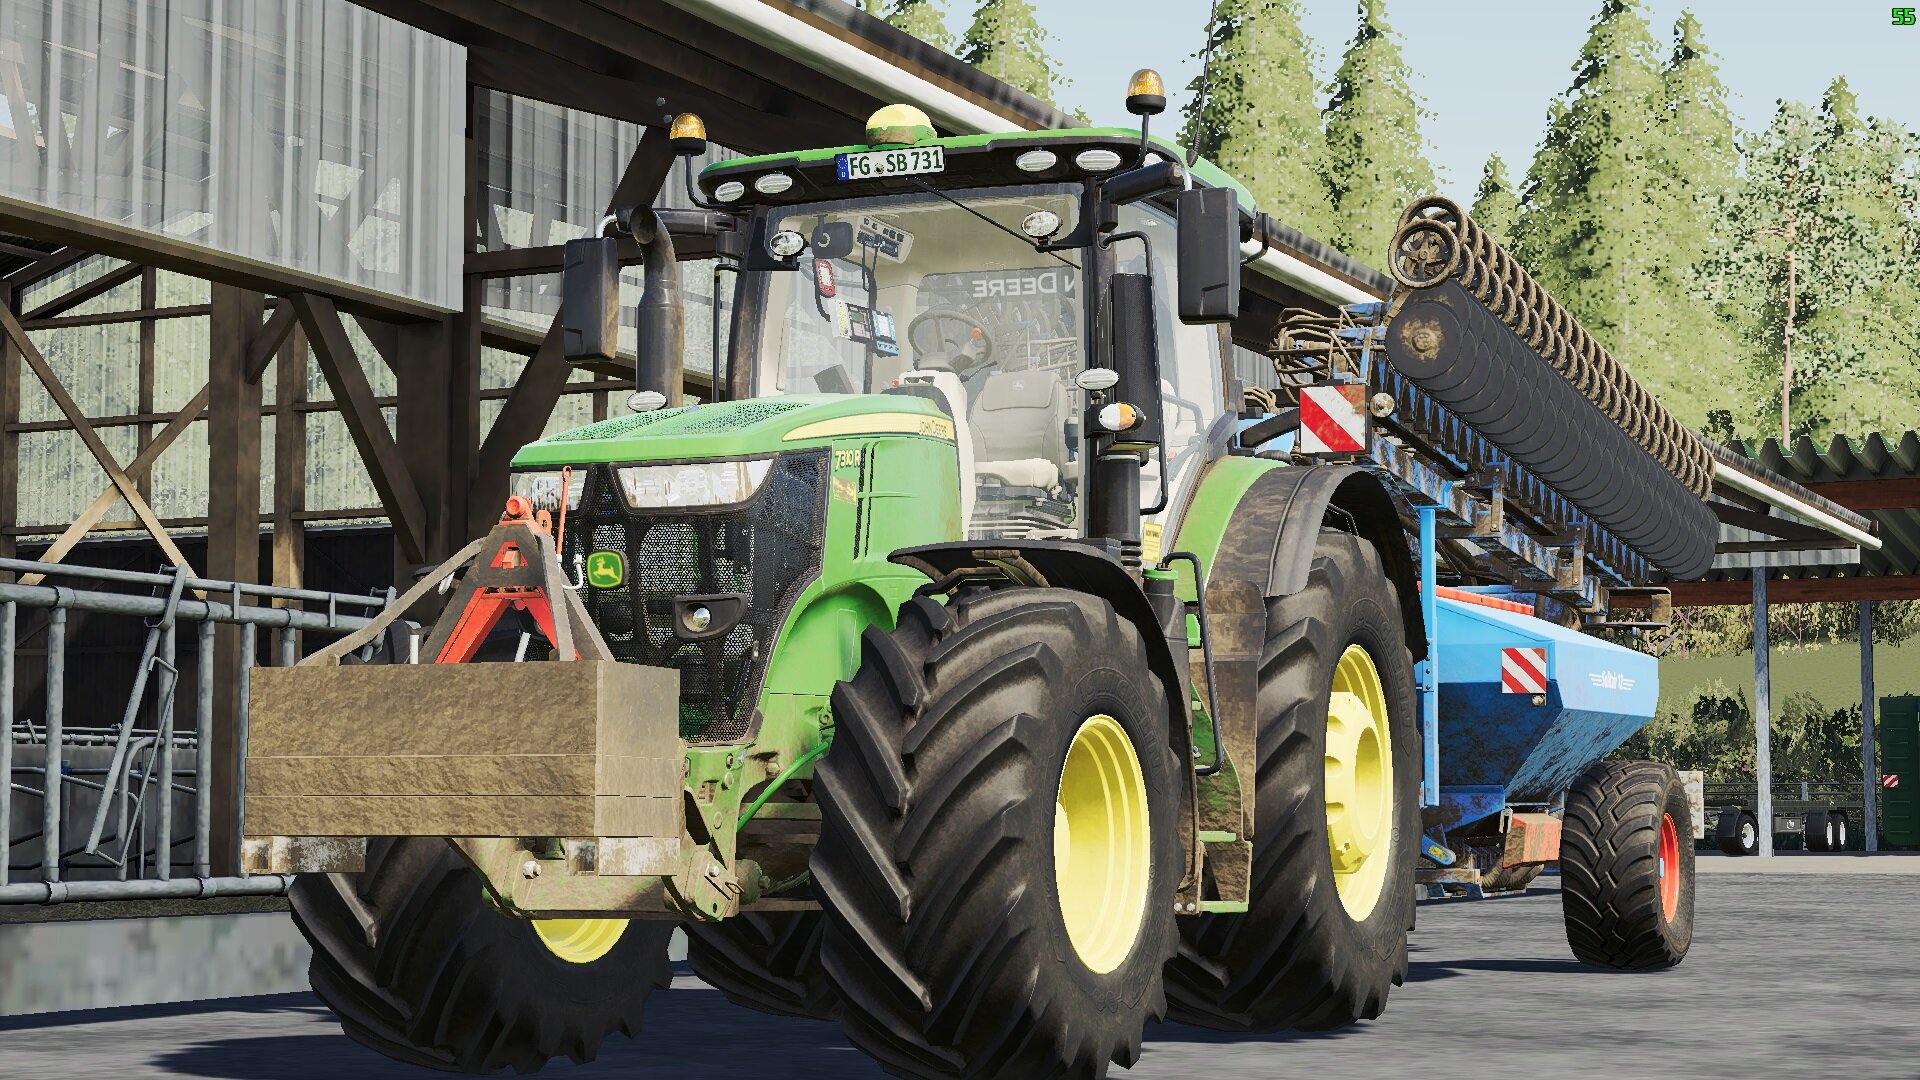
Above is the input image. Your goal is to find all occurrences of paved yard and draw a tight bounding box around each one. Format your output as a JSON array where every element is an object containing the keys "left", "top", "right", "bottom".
[{"left": 3, "top": 867, "right": 1916, "bottom": 1079}]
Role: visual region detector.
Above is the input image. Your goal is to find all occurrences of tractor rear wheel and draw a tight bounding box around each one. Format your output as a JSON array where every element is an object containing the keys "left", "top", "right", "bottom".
[
  {"left": 1559, "top": 759, "right": 1694, "bottom": 969},
  {"left": 813, "top": 589, "right": 1182, "bottom": 1079},
  {"left": 1165, "top": 528, "right": 1420, "bottom": 1032},
  {"left": 684, "top": 909, "right": 837, "bottom": 1019},
  {"left": 289, "top": 837, "right": 674, "bottom": 1073}
]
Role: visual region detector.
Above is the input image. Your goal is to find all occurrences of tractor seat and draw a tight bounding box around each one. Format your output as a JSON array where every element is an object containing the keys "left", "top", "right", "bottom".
[{"left": 969, "top": 371, "right": 1069, "bottom": 492}]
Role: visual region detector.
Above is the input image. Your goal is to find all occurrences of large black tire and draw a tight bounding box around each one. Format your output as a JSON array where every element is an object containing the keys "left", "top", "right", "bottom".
[
  {"left": 1164, "top": 528, "right": 1420, "bottom": 1032},
  {"left": 813, "top": 589, "right": 1182, "bottom": 1080},
  {"left": 1715, "top": 807, "right": 1759, "bottom": 856},
  {"left": 289, "top": 837, "right": 675, "bottom": 1073},
  {"left": 1560, "top": 760, "right": 1695, "bottom": 969},
  {"left": 684, "top": 910, "right": 838, "bottom": 1019}
]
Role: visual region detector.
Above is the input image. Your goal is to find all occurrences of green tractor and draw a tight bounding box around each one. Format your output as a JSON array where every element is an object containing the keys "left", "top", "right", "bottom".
[{"left": 249, "top": 77, "right": 1425, "bottom": 1078}]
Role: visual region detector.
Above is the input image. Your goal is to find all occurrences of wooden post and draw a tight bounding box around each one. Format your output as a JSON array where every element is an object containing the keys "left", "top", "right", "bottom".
[
  {"left": 1862, "top": 600, "right": 1878, "bottom": 852},
  {"left": 207, "top": 284, "right": 265, "bottom": 874},
  {"left": 272, "top": 325, "right": 308, "bottom": 601},
  {"left": 0, "top": 281, "right": 17, "bottom": 570},
  {"left": 1753, "top": 572, "right": 1774, "bottom": 858}
]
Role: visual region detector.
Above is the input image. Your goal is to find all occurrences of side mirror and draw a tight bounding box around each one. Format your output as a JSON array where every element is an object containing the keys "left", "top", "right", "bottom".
[
  {"left": 562, "top": 236, "right": 621, "bottom": 363},
  {"left": 1176, "top": 187, "right": 1240, "bottom": 323}
]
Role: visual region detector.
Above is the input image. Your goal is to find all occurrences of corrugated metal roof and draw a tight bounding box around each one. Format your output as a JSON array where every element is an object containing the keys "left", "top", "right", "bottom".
[{"left": 1705, "top": 431, "right": 1920, "bottom": 584}]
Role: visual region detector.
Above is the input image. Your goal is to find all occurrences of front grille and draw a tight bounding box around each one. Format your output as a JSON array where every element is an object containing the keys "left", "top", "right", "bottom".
[{"left": 561, "top": 451, "right": 828, "bottom": 743}]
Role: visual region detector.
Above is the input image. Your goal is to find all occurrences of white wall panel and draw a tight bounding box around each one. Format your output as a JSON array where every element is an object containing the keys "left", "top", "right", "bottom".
[{"left": 0, "top": 0, "right": 463, "bottom": 309}]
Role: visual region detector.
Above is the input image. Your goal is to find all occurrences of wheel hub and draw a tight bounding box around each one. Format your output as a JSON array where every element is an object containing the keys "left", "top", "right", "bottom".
[
  {"left": 1054, "top": 714, "right": 1150, "bottom": 975},
  {"left": 1658, "top": 813, "right": 1680, "bottom": 921},
  {"left": 534, "top": 918, "right": 629, "bottom": 964},
  {"left": 1325, "top": 644, "right": 1394, "bottom": 920}
]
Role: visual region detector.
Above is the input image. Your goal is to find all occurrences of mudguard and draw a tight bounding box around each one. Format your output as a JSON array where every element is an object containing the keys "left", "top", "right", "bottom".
[{"left": 1208, "top": 464, "right": 1426, "bottom": 661}]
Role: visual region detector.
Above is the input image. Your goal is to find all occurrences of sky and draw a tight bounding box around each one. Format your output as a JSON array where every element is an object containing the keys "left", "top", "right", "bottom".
[{"left": 921, "top": 1, "right": 1919, "bottom": 202}]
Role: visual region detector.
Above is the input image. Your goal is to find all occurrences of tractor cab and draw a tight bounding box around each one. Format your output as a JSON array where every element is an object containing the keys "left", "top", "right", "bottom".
[{"left": 562, "top": 93, "right": 1250, "bottom": 556}]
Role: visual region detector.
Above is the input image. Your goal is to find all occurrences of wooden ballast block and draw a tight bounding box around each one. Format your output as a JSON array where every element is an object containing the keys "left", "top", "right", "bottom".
[{"left": 245, "top": 660, "right": 683, "bottom": 839}]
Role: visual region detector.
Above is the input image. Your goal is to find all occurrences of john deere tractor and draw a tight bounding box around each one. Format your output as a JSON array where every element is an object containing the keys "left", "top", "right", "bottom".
[{"left": 247, "top": 75, "right": 1426, "bottom": 1078}]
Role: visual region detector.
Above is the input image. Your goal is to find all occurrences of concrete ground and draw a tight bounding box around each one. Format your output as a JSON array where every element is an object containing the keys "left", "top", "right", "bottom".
[{"left": 3, "top": 869, "right": 1916, "bottom": 1080}]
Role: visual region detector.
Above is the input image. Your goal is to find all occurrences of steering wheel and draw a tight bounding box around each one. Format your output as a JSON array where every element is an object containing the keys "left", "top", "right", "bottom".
[{"left": 908, "top": 307, "right": 996, "bottom": 373}]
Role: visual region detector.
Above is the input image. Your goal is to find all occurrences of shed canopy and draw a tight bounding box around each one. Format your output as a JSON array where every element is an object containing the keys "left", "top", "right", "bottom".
[{"left": 1675, "top": 432, "right": 1920, "bottom": 605}]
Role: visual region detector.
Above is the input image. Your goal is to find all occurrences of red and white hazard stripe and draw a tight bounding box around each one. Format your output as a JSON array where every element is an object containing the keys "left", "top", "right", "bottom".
[
  {"left": 1885, "top": 774, "right": 1900, "bottom": 790},
  {"left": 1500, "top": 647, "right": 1548, "bottom": 694},
  {"left": 1300, "top": 384, "right": 1367, "bottom": 453}
]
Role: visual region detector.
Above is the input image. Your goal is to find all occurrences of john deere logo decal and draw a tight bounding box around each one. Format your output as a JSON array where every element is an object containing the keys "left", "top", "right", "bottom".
[{"left": 586, "top": 550, "right": 625, "bottom": 588}]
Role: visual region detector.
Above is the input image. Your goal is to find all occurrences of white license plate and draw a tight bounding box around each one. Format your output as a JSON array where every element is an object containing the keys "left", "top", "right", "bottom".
[{"left": 836, "top": 146, "right": 946, "bottom": 181}]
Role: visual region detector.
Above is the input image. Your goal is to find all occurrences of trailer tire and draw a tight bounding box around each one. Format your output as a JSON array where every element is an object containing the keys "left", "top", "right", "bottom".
[
  {"left": 1832, "top": 810, "right": 1850, "bottom": 851},
  {"left": 813, "top": 589, "right": 1182, "bottom": 1079},
  {"left": 289, "top": 837, "right": 674, "bottom": 1073},
  {"left": 1560, "top": 760, "right": 1694, "bottom": 969},
  {"left": 685, "top": 910, "right": 838, "bottom": 1019},
  {"left": 1806, "top": 810, "right": 1832, "bottom": 851},
  {"left": 1164, "top": 528, "right": 1420, "bottom": 1032},
  {"left": 1715, "top": 807, "right": 1758, "bottom": 856}
]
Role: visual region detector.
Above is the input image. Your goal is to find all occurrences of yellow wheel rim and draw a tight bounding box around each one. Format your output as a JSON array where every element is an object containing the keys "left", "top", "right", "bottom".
[
  {"left": 1053, "top": 714, "right": 1151, "bottom": 975},
  {"left": 1325, "top": 644, "right": 1394, "bottom": 920},
  {"left": 533, "top": 918, "right": 629, "bottom": 964}
]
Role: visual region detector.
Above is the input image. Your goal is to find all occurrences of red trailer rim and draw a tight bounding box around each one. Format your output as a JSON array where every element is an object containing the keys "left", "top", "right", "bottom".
[{"left": 1658, "top": 813, "right": 1680, "bottom": 921}]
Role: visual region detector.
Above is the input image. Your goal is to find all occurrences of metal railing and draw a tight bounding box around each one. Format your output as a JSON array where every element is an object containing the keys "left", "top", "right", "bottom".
[{"left": 0, "top": 557, "right": 390, "bottom": 905}]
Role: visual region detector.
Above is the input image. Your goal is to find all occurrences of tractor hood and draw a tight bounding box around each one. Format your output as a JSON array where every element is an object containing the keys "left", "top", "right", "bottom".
[{"left": 511, "top": 393, "right": 955, "bottom": 467}]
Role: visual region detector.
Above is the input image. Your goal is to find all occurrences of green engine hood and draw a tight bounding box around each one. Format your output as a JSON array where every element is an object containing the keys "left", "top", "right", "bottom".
[{"left": 511, "top": 393, "right": 956, "bottom": 467}]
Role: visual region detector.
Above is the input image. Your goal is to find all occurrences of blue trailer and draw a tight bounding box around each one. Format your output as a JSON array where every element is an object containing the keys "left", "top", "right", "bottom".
[
  {"left": 1240, "top": 202, "right": 1870, "bottom": 966},
  {"left": 1417, "top": 588, "right": 1667, "bottom": 899}
]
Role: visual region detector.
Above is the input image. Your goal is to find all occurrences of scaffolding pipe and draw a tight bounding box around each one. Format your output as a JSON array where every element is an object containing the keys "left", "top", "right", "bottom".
[{"left": 0, "top": 874, "right": 293, "bottom": 905}]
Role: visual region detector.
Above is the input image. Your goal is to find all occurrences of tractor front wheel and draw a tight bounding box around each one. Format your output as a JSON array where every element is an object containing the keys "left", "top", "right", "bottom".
[
  {"left": 813, "top": 589, "right": 1182, "bottom": 1079},
  {"left": 290, "top": 837, "right": 674, "bottom": 1073},
  {"left": 1559, "top": 759, "right": 1695, "bottom": 969}
]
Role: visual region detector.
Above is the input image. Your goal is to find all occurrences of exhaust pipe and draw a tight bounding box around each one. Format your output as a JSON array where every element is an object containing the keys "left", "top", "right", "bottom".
[{"left": 563, "top": 208, "right": 685, "bottom": 406}]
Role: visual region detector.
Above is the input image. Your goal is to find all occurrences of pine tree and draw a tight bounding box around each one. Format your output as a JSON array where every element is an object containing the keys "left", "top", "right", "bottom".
[
  {"left": 1181, "top": 0, "right": 1330, "bottom": 238},
  {"left": 959, "top": 0, "right": 1058, "bottom": 104},
  {"left": 1706, "top": 81, "right": 1920, "bottom": 442},
  {"left": 886, "top": 0, "right": 954, "bottom": 53},
  {"left": 1648, "top": 11, "right": 1740, "bottom": 426},
  {"left": 1469, "top": 154, "right": 1519, "bottom": 247},
  {"left": 1513, "top": 0, "right": 1667, "bottom": 376},
  {"left": 1318, "top": 0, "right": 1437, "bottom": 262}
]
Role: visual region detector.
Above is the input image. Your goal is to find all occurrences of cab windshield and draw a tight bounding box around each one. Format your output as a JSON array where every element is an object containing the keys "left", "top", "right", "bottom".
[
  {"left": 751, "top": 184, "right": 1090, "bottom": 540},
  {"left": 754, "top": 184, "right": 1085, "bottom": 398}
]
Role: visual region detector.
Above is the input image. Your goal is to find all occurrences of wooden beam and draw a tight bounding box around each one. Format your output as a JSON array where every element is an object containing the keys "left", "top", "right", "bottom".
[
  {"left": 1806, "top": 478, "right": 1920, "bottom": 512},
  {"left": 0, "top": 292, "right": 195, "bottom": 576},
  {"left": 15, "top": 382, "right": 216, "bottom": 586},
  {"left": 271, "top": 325, "right": 309, "bottom": 604},
  {"left": 464, "top": 232, "right": 724, "bottom": 279},
  {"left": 293, "top": 293, "right": 430, "bottom": 563},
  {"left": 0, "top": 282, "right": 16, "bottom": 567},
  {"left": 22, "top": 303, "right": 215, "bottom": 331},
  {"left": 1709, "top": 500, "right": 1840, "bottom": 542},
  {"left": 21, "top": 260, "right": 141, "bottom": 321},
  {"left": 0, "top": 247, "right": 87, "bottom": 291},
  {"left": 1667, "top": 576, "right": 1920, "bottom": 606},
  {"left": 0, "top": 194, "right": 443, "bottom": 322},
  {"left": 244, "top": 303, "right": 298, "bottom": 384},
  {"left": 1715, "top": 538, "right": 1856, "bottom": 554}
]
